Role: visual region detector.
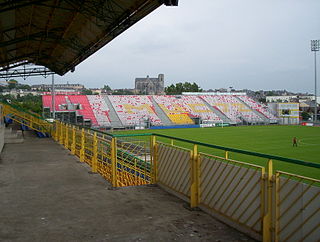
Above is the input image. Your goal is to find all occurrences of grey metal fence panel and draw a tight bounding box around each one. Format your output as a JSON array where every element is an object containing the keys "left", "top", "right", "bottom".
[
  {"left": 277, "top": 176, "right": 320, "bottom": 242},
  {"left": 157, "top": 143, "right": 191, "bottom": 200},
  {"left": 199, "top": 154, "right": 263, "bottom": 238}
]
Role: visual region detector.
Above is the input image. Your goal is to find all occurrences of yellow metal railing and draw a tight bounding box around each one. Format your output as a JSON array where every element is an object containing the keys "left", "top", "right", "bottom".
[
  {"left": 54, "top": 121, "right": 153, "bottom": 187},
  {"left": 3, "top": 103, "right": 52, "bottom": 134}
]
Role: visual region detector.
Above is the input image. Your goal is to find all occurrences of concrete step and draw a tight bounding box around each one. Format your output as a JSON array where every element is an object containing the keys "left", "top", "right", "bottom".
[
  {"left": 102, "top": 95, "right": 124, "bottom": 128},
  {"left": 199, "top": 97, "right": 233, "bottom": 123},
  {"left": 5, "top": 128, "right": 24, "bottom": 144},
  {"left": 234, "top": 96, "right": 270, "bottom": 123},
  {"left": 4, "top": 127, "right": 13, "bottom": 135},
  {"left": 150, "top": 96, "right": 173, "bottom": 126},
  {"left": 5, "top": 137, "right": 24, "bottom": 144}
]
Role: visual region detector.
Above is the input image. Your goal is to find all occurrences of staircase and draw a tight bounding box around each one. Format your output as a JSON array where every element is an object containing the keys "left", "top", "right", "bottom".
[
  {"left": 234, "top": 96, "right": 270, "bottom": 123},
  {"left": 102, "top": 96, "right": 124, "bottom": 128},
  {"left": 150, "top": 96, "right": 173, "bottom": 126},
  {"left": 199, "top": 98, "right": 233, "bottom": 124},
  {"left": 2, "top": 102, "right": 52, "bottom": 135}
]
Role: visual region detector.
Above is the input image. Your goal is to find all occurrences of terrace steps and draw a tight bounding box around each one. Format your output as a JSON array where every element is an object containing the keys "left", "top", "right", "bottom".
[
  {"left": 102, "top": 95, "right": 124, "bottom": 128},
  {"left": 150, "top": 96, "right": 173, "bottom": 125},
  {"left": 199, "top": 97, "right": 233, "bottom": 123},
  {"left": 235, "top": 96, "right": 270, "bottom": 123}
]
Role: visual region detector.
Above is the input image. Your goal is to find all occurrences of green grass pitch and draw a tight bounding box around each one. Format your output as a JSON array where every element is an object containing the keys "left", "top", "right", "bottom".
[{"left": 116, "top": 125, "right": 320, "bottom": 179}]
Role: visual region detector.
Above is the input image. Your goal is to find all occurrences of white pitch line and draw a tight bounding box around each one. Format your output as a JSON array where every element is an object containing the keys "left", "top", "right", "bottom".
[{"left": 298, "top": 138, "right": 320, "bottom": 146}]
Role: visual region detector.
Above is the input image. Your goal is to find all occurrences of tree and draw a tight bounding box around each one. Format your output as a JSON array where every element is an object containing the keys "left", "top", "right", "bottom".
[
  {"left": 265, "top": 91, "right": 276, "bottom": 96},
  {"left": 81, "top": 89, "right": 93, "bottom": 95},
  {"left": 103, "top": 85, "right": 112, "bottom": 91},
  {"left": 7, "top": 79, "right": 18, "bottom": 89},
  {"left": 17, "top": 84, "right": 31, "bottom": 90},
  {"left": 8, "top": 82, "right": 17, "bottom": 89},
  {"left": 258, "top": 97, "right": 266, "bottom": 103},
  {"left": 112, "top": 89, "right": 134, "bottom": 95},
  {"left": 165, "top": 82, "right": 202, "bottom": 95},
  {"left": 0, "top": 93, "right": 42, "bottom": 114},
  {"left": 301, "top": 111, "right": 311, "bottom": 121}
]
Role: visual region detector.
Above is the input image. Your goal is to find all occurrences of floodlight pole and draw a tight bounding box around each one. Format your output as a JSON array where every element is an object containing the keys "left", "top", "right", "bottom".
[
  {"left": 315, "top": 51, "right": 317, "bottom": 122},
  {"left": 51, "top": 73, "right": 55, "bottom": 119},
  {"left": 311, "top": 40, "right": 319, "bottom": 123}
]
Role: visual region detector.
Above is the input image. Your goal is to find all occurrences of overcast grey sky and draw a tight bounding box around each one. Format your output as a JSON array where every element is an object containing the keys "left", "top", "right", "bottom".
[{"left": 26, "top": 0, "right": 320, "bottom": 93}]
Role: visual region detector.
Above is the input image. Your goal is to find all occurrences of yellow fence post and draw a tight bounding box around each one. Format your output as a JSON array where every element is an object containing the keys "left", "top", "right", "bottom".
[
  {"left": 53, "top": 121, "right": 56, "bottom": 141},
  {"left": 151, "top": 135, "right": 158, "bottom": 183},
  {"left": 111, "top": 137, "right": 118, "bottom": 187},
  {"left": 54, "top": 121, "right": 58, "bottom": 141},
  {"left": 80, "top": 128, "right": 85, "bottom": 162},
  {"left": 171, "top": 139, "right": 174, "bottom": 146},
  {"left": 225, "top": 151, "right": 229, "bottom": 159},
  {"left": 59, "top": 122, "right": 63, "bottom": 144},
  {"left": 64, "top": 124, "right": 69, "bottom": 148},
  {"left": 71, "top": 126, "right": 76, "bottom": 155},
  {"left": 263, "top": 159, "right": 273, "bottom": 242},
  {"left": 91, "top": 132, "right": 98, "bottom": 173},
  {"left": 55, "top": 121, "right": 60, "bottom": 141},
  {"left": 190, "top": 144, "right": 200, "bottom": 208}
]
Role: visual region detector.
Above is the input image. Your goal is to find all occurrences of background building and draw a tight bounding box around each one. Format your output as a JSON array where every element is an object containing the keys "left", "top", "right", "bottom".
[
  {"left": 31, "top": 83, "right": 84, "bottom": 91},
  {"left": 268, "top": 102, "right": 299, "bottom": 124},
  {"left": 135, "top": 74, "right": 164, "bottom": 94}
]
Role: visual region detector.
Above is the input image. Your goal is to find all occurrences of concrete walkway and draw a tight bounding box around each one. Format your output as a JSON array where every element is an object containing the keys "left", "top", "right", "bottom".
[{"left": 0, "top": 133, "right": 254, "bottom": 242}]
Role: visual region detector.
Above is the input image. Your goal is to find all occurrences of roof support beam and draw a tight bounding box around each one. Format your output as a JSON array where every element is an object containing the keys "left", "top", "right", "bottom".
[
  {"left": 0, "top": 29, "right": 63, "bottom": 48},
  {"left": 0, "top": 60, "right": 30, "bottom": 72},
  {"left": 0, "top": 0, "right": 50, "bottom": 13},
  {"left": 62, "top": 0, "right": 163, "bottom": 74}
]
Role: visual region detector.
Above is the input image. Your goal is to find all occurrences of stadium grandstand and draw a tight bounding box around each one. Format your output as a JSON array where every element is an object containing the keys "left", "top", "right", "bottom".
[
  {"left": 238, "top": 95, "right": 278, "bottom": 122},
  {"left": 42, "top": 94, "right": 279, "bottom": 128},
  {"left": 200, "top": 95, "right": 264, "bottom": 123}
]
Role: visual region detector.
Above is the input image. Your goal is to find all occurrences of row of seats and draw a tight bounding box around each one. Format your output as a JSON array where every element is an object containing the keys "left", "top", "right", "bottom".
[
  {"left": 42, "top": 95, "right": 99, "bottom": 126},
  {"left": 108, "top": 95, "right": 162, "bottom": 126},
  {"left": 64, "top": 95, "right": 98, "bottom": 126},
  {"left": 238, "top": 95, "right": 277, "bottom": 120},
  {"left": 153, "top": 95, "right": 221, "bottom": 124},
  {"left": 167, "top": 113, "right": 193, "bottom": 124},
  {"left": 42, "top": 95, "right": 68, "bottom": 111},
  {"left": 87, "top": 95, "right": 111, "bottom": 127},
  {"left": 200, "top": 95, "right": 263, "bottom": 122},
  {"left": 43, "top": 95, "right": 276, "bottom": 126}
]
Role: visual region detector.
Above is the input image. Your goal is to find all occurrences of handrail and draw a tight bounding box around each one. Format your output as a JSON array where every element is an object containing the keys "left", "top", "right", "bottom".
[
  {"left": 51, "top": 120, "right": 320, "bottom": 169},
  {"left": 111, "top": 132, "right": 320, "bottom": 169},
  {"left": 154, "top": 133, "right": 320, "bottom": 168},
  {"left": 1, "top": 101, "right": 49, "bottom": 123}
]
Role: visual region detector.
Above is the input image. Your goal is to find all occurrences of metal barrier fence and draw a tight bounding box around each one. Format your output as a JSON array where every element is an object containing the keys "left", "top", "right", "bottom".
[
  {"left": 275, "top": 172, "right": 319, "bottom": 242},
  {"left": 53, "top": 122, "right": 153, "bottom": 187},
  {"left": 199, "top": 153, "right": 264, "bottom": 238},
  {"left": 3, "top": 103, "right": 52, "bottom": 133},
  {"left": 52, "top": 121, "right": 319, "bottom": 242}
]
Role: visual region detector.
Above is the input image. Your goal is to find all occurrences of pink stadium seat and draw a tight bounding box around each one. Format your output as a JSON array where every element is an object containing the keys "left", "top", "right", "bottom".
[
  {"left": 67, "top": 95, "right": 98, "bottom": 125},
  {"left": 42, "top": 95, "right": 68, "bottom": 111}
]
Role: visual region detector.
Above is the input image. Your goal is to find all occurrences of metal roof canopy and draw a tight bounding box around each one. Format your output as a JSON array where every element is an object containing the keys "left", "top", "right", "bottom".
[{"left": 0, "top": 0, "right": 178, "bottom": 76}]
